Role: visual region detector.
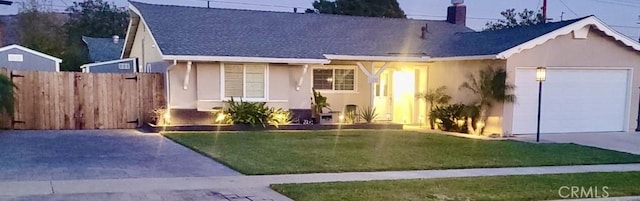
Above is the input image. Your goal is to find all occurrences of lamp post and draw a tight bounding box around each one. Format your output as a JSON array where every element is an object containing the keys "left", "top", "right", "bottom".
[{"left": 536, "top": 67, "right": 546, "bottom": 142}]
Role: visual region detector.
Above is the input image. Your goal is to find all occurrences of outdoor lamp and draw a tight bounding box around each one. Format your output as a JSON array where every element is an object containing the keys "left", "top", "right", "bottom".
[
  {"left": 536, "top": 67, "right": 546, "bottom": 81},
  {"left": 535, "top": 67, "right": 546, "bottom": 142}
]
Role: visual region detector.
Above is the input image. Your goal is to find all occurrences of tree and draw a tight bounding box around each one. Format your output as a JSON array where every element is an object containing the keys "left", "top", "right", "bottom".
[
  {"left": 459, "top": 67, "right": 516, "bottom": 135},
  {"left": 306, "top": 0, "right": 406, "bottom": 18},
  {"left": 485, "top": 8, "right": 544, "bottom": 31},
  {"left": 62, "top": 0, "right": 129, "bottom": 71},
  {"left": 416, "top": 86, "right": 451, "bottom": 129},
  {"left": 17, "top": 0, "right": 67, "bottom": 66},
  {"left": 0, "top": 74, "right": 16, "bottom": 121}
]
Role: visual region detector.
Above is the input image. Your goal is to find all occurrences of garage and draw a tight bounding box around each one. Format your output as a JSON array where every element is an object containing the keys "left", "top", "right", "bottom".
[{"left": 512, "top": 68, "right": 631, "bottom": 134}]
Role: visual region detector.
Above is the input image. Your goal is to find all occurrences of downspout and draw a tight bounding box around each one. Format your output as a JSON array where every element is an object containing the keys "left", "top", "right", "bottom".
[{"left": 183, "top": 61, "right": 192, "bottom": 90}]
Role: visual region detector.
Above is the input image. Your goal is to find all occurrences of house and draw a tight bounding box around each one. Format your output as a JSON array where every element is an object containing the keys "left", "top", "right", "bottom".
[
  {"left": 81, "top": 36, "right": 138, "bottom": 73},
  {"left": 0, "top": 44, "right": 62, "bottom": 72},
  {"left": 123, "top": 1, "right": 640, "bottom": 135}
]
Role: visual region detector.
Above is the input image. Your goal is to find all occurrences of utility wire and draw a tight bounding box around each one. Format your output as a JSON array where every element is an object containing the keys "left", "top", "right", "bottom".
[{"left": 559, "top": 0, "right": 579, "bottom": 17}]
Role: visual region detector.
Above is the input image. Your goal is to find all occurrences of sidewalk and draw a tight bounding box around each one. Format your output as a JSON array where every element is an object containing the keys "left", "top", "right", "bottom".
[{"left": 3, "top": 163, "right": 640, "bottom": 200}]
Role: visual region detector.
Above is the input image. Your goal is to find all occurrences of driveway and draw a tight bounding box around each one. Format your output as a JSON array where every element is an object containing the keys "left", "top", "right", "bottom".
[
  {"left": 516, "top": 132, "right": 640, "bottom": 155},
  {"left": 0, "top": 130, "right": 240, "bottom": 181}
]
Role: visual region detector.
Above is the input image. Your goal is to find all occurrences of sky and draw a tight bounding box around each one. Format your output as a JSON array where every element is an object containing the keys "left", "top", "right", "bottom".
[{"left": 1, "top": 0, "right": 639, "bottom": 39}]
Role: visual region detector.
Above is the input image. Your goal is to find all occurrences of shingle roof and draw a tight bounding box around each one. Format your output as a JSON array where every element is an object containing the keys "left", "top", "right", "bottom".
[
  {"left": 129, "top": 1, "right": 588, "bottom": 59},
  {"left": 83, "top": 36, "right": 124, "bottom": 62}
]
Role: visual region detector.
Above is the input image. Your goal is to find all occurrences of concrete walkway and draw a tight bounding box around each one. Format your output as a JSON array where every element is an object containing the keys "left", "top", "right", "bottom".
[
  {"left": 3, "top": 163, "right": 640, "bottom": 200},
  {"left": 516, "top": 132, "right": 640, "bottom": 155}
]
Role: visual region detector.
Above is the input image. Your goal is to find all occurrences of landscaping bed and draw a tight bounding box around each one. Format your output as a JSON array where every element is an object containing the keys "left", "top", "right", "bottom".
[
  {"left": 163, "top": 130, "right": 640, "bottom": 175},
  {"left": 271, "top": 172, "right": 640, "bottom": 201},
  {"left": 146, "top": 123, "right": 403, "bottom": 132}
]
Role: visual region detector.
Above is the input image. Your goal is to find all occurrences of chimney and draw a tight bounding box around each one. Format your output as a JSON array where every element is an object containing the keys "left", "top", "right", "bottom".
[
  {"left": 112, "top": 35, "right": 120, "bottom": 44},
  {"left": 446, "top": 0, "right": 466, "bottom": 26}
]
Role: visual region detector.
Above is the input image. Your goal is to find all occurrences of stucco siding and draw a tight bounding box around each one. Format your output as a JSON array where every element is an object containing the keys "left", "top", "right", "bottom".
[
  {"left": 314, "top": 64, "right": 372, "bottom": 114},
  {"left": 0, "top": 48, "right": 58, "bottom": 72},
  {"left": 85, "top": 60, "right": 137, "bottom": 73},
  {"left": 128, "top": 18, "right": 163, "bottom": 71},
  {"left": 169, "top": 63, "right": 198, "bottom": 109},
  {"left": 504, "top": 28, "right": 640, "bottom": 134},
  {"left": 427, "top": 60, "right": 507, "bottom": 134},
  {"left": 195, "top": 63, "right": 222, "bottom": 111},
  {"left": 288, "top": 65, "right": 312, "bottom": 110}
]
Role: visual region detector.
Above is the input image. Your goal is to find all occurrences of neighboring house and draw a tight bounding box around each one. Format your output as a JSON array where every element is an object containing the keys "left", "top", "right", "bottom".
[
  {"left": 123, "top": 1, "right": 640, "bottom": 135},
  {"left": 81, "top": 36, "right": 138, "bottom": 73},
  {"left": 0, "top": 44, "right": 62, "bottom": 72}
]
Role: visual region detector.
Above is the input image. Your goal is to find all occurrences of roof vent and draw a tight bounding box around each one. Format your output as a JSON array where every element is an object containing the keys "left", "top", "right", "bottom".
[
  {"left": 421, "top": 24, "right": 428, "bottom": 39},
  {"left": 112, "top": 35, "right": 120, "bottom": 44}
]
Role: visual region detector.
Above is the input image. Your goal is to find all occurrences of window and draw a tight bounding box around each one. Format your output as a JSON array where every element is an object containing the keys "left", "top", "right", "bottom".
[
  {"left": 118, "top": 63, "right": 131, "bottom": 70},
  {"left": 7, "top": 54, "right": 23, "bottom": 62},
  {"left": 313, "top": 67, "right": 355, "bottom": 91},
  {"left": 223, "top": 63, "right": 266, "bottom": 99}
]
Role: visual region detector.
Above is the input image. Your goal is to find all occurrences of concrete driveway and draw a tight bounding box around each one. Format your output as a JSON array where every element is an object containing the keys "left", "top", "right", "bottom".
[
  {"left": 516, "top": 132, "right": 640, "bottom": 155},
  {"left": 0, "top": 130, "right": 240, "bottom": 181}
]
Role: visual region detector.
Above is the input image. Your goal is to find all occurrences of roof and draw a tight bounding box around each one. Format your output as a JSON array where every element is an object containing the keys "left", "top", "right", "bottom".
[
  {"left": 83, "top": 36, "right": 124, "bottom": 62},
  {"left": 432, "top": 17, "right": 587, "bottom": 58},
  {"left": 127, "top": 2, "right": 640, "bottom": 61},
  {"left": 128, "top": 1, "right": 473, "bottom": 59},
  {"left": 81, "top": 58, "right": 136, "bottom": 69},
  {"left": 0, "top": 44, "right": 63, "bottom": 63}
]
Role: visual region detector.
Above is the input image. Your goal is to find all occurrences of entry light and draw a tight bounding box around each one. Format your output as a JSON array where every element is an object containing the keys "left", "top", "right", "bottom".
[{"left": 536, "top": 67, "right": 546, "bottom": 82}]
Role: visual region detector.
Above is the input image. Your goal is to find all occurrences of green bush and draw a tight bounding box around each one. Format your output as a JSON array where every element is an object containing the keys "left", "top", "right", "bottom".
[
  {"left": 359, "top": 106, "right": 378, "bottom": 123},
  {"left": 269, "top": 108, "right": 292, "bottom": 127},
  {"left": 225, "top": 98, "right": 271, "bottom": 127},
  {"left": 430, "top": 104, "right": 479, "bottom": 133}
]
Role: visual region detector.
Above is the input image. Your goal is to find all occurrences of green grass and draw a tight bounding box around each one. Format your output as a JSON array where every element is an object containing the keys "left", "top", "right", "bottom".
[
  {"left": 163, "top": 130, "right": 640, "bottom": 175},
  {"left": 271, "top": 172, "right": 640, "bottom": 201}
]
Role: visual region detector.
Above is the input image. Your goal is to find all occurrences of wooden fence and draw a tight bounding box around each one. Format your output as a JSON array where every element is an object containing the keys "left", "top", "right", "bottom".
[{"left": 0, "top": 68, "right": 165, "bottom": 130}]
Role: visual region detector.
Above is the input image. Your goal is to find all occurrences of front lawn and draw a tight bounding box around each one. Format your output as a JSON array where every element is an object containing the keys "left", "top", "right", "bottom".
[
  {"left": 271, "top": 172, "right": 640, "bottom": 201},
  {"left": 163, "top": 130, "right": 640, "bottom": 175}
]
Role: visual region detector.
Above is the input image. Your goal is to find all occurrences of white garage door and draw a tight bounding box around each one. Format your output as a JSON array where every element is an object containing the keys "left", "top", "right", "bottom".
[{"left": 512, "top": 68, "right": 630, "bottom": 134}]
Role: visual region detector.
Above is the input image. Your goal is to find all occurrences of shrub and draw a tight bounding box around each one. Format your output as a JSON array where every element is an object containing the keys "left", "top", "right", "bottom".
[
  {"left": 269, "top": 108, "right": 292, "bottom": 127},
  {"left": 359, "top": 106, "right": 378, "bottom": 123},
  {"left": 150, "top": 107, "right": 169, "bottom": 125},
  {"left": 212, "top": 110, "right": 233, "bottom": 124},
  {"left": 430, "top": 104, "right": 479, "bottom": 133},
  {"left": 225, "top": 98, "right": 271, "bottom": 127}
]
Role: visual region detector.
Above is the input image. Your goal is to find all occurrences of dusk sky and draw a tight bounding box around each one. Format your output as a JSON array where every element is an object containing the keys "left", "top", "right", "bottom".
[{"left": 1, "top": 0, "right": 639, "bottom": 39}]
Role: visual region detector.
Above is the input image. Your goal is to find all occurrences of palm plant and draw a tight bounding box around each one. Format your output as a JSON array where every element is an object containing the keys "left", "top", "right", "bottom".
[
  {"left": 0, "top": 74, "right": 16, "bottom": 121},
  {"left": 459, "top": 67, "right": 515, "bottom": 135},
  {"left": 416, "top": 86, "right": 451, "bottom": 129}
]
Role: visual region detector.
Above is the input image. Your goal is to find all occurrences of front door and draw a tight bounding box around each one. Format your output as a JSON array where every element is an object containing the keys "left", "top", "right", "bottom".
[
  {"left": 374, "top": 71, "right": 392, "bottom": 121},
  {"left": 392, "top": 70, "right": 415, "bottom": 124}
]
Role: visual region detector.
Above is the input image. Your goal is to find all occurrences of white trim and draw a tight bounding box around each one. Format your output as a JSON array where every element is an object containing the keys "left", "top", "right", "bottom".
[
  {"left": 498, "top": 16, "right": 640, "bottom": 59},
  {"left": 428, "top": 55, "right": 499, "bottom": 61},
  {"left": 126, "top": 3, "right": 164, "bottom": 57},
  {"left": 80, "top": 58, "right": 138, "bottom": 69},
  {"left": 311, "top": 65, "right": 358, "bottom": 93},
  {"left": 120, "top": 16, "right": 135, "bottom": 59},
  {"left": 0, "top": 44, "right": 63, "bottom": 63},
  {"left": 163, "top": 55, "right": 330, "bottom": 64},
  {"left": 324, "top": 54, "right": 431, "bottom": 62}
]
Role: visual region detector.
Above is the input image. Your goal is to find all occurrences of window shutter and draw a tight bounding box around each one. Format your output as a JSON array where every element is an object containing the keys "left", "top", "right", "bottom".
[
  {"left": 225, "top": 64, "right": 244, "bottom": 98},
  {"left": 245, "top": 64, "right": 265, "bottom": 98}
]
